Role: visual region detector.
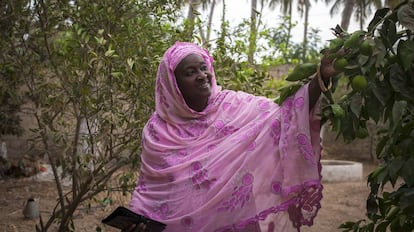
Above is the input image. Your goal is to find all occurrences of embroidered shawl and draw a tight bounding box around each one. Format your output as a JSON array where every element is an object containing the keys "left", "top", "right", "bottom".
[{"left": 130, "top": 42, "right": 323, "bottom": 232}]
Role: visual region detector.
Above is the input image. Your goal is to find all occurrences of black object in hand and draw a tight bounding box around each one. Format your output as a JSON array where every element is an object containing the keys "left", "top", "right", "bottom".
[{"left": 102, "top": 206, "right": 166, "bottom": 232}]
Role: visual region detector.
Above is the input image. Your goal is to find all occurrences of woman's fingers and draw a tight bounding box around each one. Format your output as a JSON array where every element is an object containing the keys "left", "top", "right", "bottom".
[
  {"left": 134, "top": 223, "right": 148, "bottom": 232},
  {"left": 122, "top": 223, "right": 148, "bottom": 232}
]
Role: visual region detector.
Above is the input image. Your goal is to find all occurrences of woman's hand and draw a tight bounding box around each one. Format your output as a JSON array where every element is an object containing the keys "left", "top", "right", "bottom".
[
  {"left": 319, "top": 49, "right": 346, "bottom": 81},
  {"left": 122, "top": 223, "right": 148, "bottom": 232}
]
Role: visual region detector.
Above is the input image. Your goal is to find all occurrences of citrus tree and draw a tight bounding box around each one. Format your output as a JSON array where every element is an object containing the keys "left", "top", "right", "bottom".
[{"left": 279, "top": 1, "right": 414, "bottom": 231}]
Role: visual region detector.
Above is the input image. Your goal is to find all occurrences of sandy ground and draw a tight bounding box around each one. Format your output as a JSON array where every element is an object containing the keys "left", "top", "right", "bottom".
[{"left": 0, "top": 162, "right": 377, "bottom": 232}]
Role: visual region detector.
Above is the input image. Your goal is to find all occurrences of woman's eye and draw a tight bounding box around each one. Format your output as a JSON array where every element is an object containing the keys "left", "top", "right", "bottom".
[
  {"left": 200, "top": 65, "right": 207, "bottom": 71},
  {"left": 186, "top": 70, "right": 196, "bottom": 76}
]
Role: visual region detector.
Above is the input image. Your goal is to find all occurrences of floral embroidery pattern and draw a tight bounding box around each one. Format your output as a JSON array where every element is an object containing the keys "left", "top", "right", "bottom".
[
  {"left": 297, "top": 133, "right": 316, "bottom": 164},
  {"left": 176, "top": 118, "right": 209, "bottom": 138},
  {"left": 246, "top": 142, "right": 256, "bottom": 152},
  {"left": 186, "top": 119, "right": 209, "bottom": 137},
  {"left": 258, "top": 99, "right": 270, "bottom": 110},
  {"left": 207, "top": 144, "right": 217, "bottom": 152},
  {"left": 190, "top": 161, "right": 216, "bottom": 190},
  {"left": 136, "top": 179, "right": 147, "bottom": 193},
  {"left": 215, "top": 120, "right": 239, "bottom": 138},
  {"left": 270, "top": 119, "right": 281, "bottom": 145},
  {"left": 151, "top": 202, "right": 171, "bottom": 220},
  {"left": 181, "top": 216, "right": 194, "bottom": 227},
  {"left": 156, "top": 65, "right": 170, "bottom": 108},
  {"left": 288, "top": 184, "right": 323, "bottom": 228},
  {"left": 294, "top": 97, "right": 304, "bottom": 109},
  {"left": 233, "top": 123, "right": 261, "bottom": 145},
  {"left": 271, "top": 181, "right": 282, "bottom": 194},
  {"left": 147, "top": 123, "right": 159, "bottom": 141},
  {"left": 217, "top": 173, "right": 254, "bottom": 212},
  {"left": 164, "top": 149, "right": 188, "bottom": 167}
]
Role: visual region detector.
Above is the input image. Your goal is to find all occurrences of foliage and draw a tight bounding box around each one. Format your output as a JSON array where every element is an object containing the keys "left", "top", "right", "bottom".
[
  {"left": 337, "top": 3, "right": 414, "bottom": 230},
  {"left": 280, "top": 1, "right": 414, "bottom": 231},
  {"left": 1, "top": 0, "right": 183, "bottom": 231},
  {"left": 0, "top": 0, "right": 26, "bottom": 137},
  {"left": 212, "top": 15, "right": 324, "bottom": 98}
]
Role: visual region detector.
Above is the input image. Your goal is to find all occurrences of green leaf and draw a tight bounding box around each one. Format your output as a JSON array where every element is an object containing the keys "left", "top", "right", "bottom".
[
  {"left": 341, "top": 112, "right": 356, "bottom": 143},
  {"left": 391, "top": 101, "right": 407, "bottom": 127},
  {"left": 105, "top": 49, "right": 115, "bottom": 57},
  {"left": 401, "top": 158, "right": 414, "bottom": 186},
  {"left": 350, "top": 94, "right": 363, "bottom": 118},
  {"left": 397, "top": 4, "right": 414, "bottom": 31},
  {"left": 374, "top": 38, "right": 387, "bottom": 68},
  {"left": 365, "top": 89, "right": 382, "bottom": 122},
  {"left": 375, "top": 221, "right": 390, "bottom": 232},
  {"left": 368, "top": 8, "right": 390, "bottom": 32},
  {"left": 285, "top": 63, "right": 317, "bottom": 81},
  {"left": 397, "top": 40, "right": 414, "bottom": 71},
  {"left": 400, "top": 188, "right": 414, "bottom": 210},
  {"left": 388, "top": 157, "right": 404, "bottom": 182},
  {"left": 390, "top": 64, "right": 414, "bottom": 99}
]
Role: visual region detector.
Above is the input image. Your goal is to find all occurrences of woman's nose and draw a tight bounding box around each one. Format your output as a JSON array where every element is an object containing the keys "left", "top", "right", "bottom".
[{"left": 197, "top": 71, "right": 208, "bottom": 79}]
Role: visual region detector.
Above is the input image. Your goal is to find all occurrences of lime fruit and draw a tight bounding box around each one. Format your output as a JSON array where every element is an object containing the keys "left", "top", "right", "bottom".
[
  {"left": 331, "top": 104, "right": 345, "bottom": 117},
  {"left": 344, "top": 30, "right": 365, "bottom": 49},
  {"left": 360, "top": 40, "right": 373, "bottom": 56},
  {"left": 333, "top": 58, "right": 348, "bottom": 72},
  {"left": 329, "top": 38, "right": 344, "bottom": 53},
  {"left": 351, "top": 75, "right": 368, "bottom": 91}
]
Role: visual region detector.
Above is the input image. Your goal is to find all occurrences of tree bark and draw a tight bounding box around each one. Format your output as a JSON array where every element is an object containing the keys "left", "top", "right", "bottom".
[
  {"left": 302, "top": 0, "right": 310, "bottom": 62},
  {"left": 341, "top": 0, "right": 355, "bottom": 31},
  {"left": 248, "top": 0, "right": 257, "bottom": 64},
  {"left": 206, "top": 0, "right": 216, "bottom": 42}
]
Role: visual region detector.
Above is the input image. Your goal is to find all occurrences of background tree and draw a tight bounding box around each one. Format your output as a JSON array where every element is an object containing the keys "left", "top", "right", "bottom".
[
  {"left": 2, "top": 0, "right": 183, "bottom": 231},
  {"left": 268, "top": 0, "right": 295, "bottom": 57},
  {"left": 324, "top": 0, "right": 383, "bottom": 30}
]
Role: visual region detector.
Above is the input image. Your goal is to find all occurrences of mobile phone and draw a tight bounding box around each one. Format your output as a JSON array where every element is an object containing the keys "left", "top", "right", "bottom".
[{"left": 102, "top": 206, "right": 166, "bottom": 232}]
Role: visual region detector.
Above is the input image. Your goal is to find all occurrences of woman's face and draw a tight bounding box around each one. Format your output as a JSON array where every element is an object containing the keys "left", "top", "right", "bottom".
[{"left": 174, "top": 53, "right": 212, "bottom": 112}]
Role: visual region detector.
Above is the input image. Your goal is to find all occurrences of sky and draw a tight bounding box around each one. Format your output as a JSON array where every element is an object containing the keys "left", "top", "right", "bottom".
[{"left": 201, "top": 0, "right": 373, "bottom": 44}]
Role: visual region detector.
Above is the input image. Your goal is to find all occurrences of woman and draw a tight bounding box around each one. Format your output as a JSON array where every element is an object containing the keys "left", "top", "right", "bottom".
[{"left": 129, "top": 41, "right": 336, "bottom": 232}]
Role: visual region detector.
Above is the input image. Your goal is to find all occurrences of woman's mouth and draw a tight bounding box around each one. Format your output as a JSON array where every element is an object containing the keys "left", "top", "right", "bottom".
[{"left": 199, "top": 82, "right": 210, "bottom": 89}]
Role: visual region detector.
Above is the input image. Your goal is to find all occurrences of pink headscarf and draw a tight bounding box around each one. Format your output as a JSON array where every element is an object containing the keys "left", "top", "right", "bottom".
[{"left": 130, "top": 42, "right": 323, "bottom": 232}]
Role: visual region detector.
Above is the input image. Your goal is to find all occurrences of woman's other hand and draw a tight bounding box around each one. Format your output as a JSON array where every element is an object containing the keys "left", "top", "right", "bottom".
[
  {"left": 319, "top": 49, "right": 346, "bottom": 81},
  {"left": 122, "top": 223, "right": 148, "bottom": 232}
]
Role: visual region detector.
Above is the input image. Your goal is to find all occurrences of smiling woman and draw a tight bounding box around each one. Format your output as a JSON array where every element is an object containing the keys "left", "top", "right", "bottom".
[
  {"left": 128, "top": 41, "right": 338, "bottom": 232},
  {"left": 174, "top": 54, "right": 213, "bottom": 112}
]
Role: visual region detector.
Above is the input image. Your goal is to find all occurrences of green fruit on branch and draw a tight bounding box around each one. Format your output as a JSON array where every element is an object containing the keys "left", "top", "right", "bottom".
[
  {"left": 333, "top": 58, "right": 348, "bottom": 72},
  {"left": 331, "top": 104, "right": 345, "bottom": 117},
  {"left": 286, "top": 63, "right": 318, "bottom": 81},
  {"left": 329, "top": 38, "right": 344, "bottom": 53},
  {"left": 344, "top": 30, "right": 365, "bottom": 49},
  {"left": 351, "top": 75, "right": 368, "bottom": 91},
  {"left": 360, "top": 40, "right": 373, "bottom": 56}
]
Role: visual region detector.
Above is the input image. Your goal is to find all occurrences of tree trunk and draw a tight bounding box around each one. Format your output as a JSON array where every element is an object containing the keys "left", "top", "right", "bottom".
[
  {"left": 341, "top": 0, "right": 355, "bottom": 31},
  {"left": 302, "top": 0, "right": 310, "bottom": 62},
  {"left": 185, "top": 0, "right": 199, "bottom": 40},
  {"left": 206, "top": 0, "right": 216, "bottom": 43},
  {"left": 286, "top": 3, "right": 292, "bottom": 51},
  {"left": 248, "top": 0, "right": 257, "bottom": 65}
]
